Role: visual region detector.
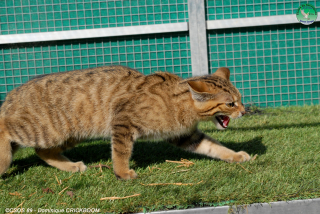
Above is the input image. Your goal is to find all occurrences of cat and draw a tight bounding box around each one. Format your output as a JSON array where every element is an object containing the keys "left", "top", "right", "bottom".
[{"left": 0, "top": 65, "right": 250, "bottom": 180}]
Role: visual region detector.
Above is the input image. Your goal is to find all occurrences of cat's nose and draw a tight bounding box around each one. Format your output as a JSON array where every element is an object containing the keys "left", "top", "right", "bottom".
[{"left": 241, "top": 111, "right": 246, "bottom": 116}]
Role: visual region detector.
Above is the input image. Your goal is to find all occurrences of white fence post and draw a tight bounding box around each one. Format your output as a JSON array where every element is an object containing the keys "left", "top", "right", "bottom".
[{"left": 188, "top": 0, "right": 209, "bottom": 76}]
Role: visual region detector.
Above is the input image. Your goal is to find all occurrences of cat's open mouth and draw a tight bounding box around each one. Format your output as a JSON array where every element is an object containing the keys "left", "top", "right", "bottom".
[{"left": 215, "top": 115, "right": 230, "bottom": 129}]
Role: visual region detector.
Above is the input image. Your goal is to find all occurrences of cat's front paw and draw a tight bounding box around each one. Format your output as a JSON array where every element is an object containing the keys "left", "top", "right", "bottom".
[
  {"left": 232, "top": 151, "right": 251, "bottom": 163},
  {"left": 68, "top": 161, "right": 87, "bottom": 172},
  {"left": 76, "top": 161, "right": 87, "bottom": 172},
  {"left": 114, "top": 169, "right": 138, "bottom": 180}
]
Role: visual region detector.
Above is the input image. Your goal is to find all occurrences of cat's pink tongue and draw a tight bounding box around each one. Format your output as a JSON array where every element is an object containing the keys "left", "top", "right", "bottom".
[{"left": 222, "top": 116, "right": 230, "bottom": 127}]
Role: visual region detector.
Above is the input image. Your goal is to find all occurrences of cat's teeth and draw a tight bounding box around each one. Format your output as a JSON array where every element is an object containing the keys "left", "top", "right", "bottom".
[
  {"left": 222, "top": 116, "right": 230, "bottom": 127},
  {"left": 216, "top": 115, "right": 230, "bottom": 128}
]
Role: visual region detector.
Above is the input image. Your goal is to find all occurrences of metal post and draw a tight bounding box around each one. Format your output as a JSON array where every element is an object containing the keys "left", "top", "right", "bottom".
[{"left": 188, "top": 0, "right": 209, "bottom": 76}]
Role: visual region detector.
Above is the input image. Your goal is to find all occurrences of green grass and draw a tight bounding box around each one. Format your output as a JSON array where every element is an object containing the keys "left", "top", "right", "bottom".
[{"left": 1, "top": 105, "right": 320, "bottom": 213}]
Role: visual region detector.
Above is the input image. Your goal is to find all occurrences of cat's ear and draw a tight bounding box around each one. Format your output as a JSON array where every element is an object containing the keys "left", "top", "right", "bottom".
[
  {"left": 212, "top": 67, "right": 230, "bottom": 80},
  {"left": 187, "top": 81, "right": 211, "bottom": 102},
  {"left": 187, "top": 81, "right": 209, "bottom": 93},
  {"left": 187, "top": 81, "right": 233, "bottom": 103}
]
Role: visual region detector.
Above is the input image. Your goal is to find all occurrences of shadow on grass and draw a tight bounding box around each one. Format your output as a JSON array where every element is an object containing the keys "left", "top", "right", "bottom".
[
  {"left": 131, "top": 136, "right": 265, "bottom": 168},
  {"left": 2, "top": 154, "right": 41, "bottom": 179},
  {"left": 201, "top": 122, "right": 320, "bottom": 133},
  {"left": 222, "top": 136, "right": 265, "bottom": 156},
  {"left": 233, "top": 122, "right": 320, "bottom": 132},
  {"left": 5, "top": 136, "right": 265, "bottom": 178}
]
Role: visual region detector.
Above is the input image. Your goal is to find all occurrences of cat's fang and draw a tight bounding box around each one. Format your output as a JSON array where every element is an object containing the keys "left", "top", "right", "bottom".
[{"left": 216, "top": 115, "right": 230, "bottom": 128}]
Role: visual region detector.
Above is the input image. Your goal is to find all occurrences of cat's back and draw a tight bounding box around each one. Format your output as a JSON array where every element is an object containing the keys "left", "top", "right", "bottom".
[
  {"left": 0, "top": 65, "right": 146, "bottom": 146},
  {"left": 0, "top": 65, "right": 142, "bottom": 117}
]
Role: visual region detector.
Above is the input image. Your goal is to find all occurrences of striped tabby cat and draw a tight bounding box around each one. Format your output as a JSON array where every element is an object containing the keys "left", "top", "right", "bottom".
[{"left": 0, "top": 65, "right": 250, "bottom": 180}]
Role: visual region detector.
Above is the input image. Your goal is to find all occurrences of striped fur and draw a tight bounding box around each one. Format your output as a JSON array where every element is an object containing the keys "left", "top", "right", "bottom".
[{"left": 0, "top": 65, "right": 250, "bottom": 179}]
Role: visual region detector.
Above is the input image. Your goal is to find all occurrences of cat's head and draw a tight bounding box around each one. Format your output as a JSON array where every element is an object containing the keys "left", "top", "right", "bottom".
[{"left": 187, "top": 67, "right": 245, "bottom": 130}]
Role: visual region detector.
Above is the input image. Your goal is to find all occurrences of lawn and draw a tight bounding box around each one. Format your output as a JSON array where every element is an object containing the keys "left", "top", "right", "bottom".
[{"left": 1, "top": 105, "right": 320, "bottom": 213}]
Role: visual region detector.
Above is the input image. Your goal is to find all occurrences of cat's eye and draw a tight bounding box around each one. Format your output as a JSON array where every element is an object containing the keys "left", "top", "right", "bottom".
[{"left": 226, "top": 102, "right": 235, "bottom": 108}]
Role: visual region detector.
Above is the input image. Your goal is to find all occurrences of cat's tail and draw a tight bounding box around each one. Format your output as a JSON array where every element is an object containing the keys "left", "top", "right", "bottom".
[{"left": 0, "top": 118, "right": 13, "bottom": 176}]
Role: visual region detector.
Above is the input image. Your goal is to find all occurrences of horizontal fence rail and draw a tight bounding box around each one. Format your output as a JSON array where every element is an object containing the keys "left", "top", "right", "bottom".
[
  {"left": 1, "top": 15, "right": 319, "bottom": 44},
  {"left": 0, "top": 23, "right": 189, "bottom": 44},
  {"left": 207, "top": 15, "right": 320, "bottom": 30}
]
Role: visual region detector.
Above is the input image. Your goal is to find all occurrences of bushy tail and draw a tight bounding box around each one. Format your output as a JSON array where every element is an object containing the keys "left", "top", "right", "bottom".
[{"left": 0, "top": 119, "right": 12, "bottom": 176}]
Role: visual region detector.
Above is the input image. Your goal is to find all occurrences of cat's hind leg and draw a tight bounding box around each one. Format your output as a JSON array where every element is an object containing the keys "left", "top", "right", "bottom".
[
  {"left": 35, "top": 138, "right": 87, "bottom": 172},
  {"left": 0, "top": 120, "right": 13, "bottom": 176}
]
